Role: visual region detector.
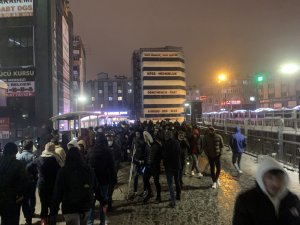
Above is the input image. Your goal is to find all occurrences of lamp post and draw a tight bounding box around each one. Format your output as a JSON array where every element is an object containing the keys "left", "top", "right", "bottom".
[{"left": 217, "top": 73, "right": 227, "bottom": 110}]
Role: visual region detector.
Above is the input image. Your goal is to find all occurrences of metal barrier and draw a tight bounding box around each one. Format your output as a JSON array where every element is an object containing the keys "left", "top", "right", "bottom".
[{"left": 199, "top": 125, "right": 300, "bottom": 170}]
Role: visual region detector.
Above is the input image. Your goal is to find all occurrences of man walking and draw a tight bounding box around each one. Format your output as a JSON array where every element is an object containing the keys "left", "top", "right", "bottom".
[
  {"left": 203, "top": 126, "right": 224, "bottom": 189},
  {"left": 229, "top": 126, "right": 246, "bottom": 174}
]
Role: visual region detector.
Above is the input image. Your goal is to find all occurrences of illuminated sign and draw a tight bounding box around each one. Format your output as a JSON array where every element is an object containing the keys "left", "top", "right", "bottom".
[
  {"left": 144, "top": 89, "right": 186, "bottom": 95},
  {"left": 144, "top": 108, "right": 184, "bottom": 114},
  {"left": 0, "top": 117, "right": 9, "bottom": 139},
  {"left": 62, "top": 16, "right": 70, "bottom": 113},
  {"left": 222, "top": 100, "right": 241, "bottom": 105},
  {"left": 142, "top": 52, "right": 182, "bottom": 58},
  {"left": 0, "top": 68, "right": 35, "bottom": 98},
  {"left": 104, "top": 112, "right": 128, "bottom": 116},
  {"left": 0, "top": 0, "right": 33, "bottom": 18}
]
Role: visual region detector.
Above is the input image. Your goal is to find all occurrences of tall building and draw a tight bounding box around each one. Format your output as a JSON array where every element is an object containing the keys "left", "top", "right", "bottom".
[
  {"left": 85, "top": 73, "right": 133, "bottom": 115},
  {"left": 0, "top": 0, "right": 73, "bottom": 141},
  {"left": 72, "top": 35, "right": 86, "bottom": 110},
  {"left": 132, "top": 46, "right": 186, "bottom": 122}
]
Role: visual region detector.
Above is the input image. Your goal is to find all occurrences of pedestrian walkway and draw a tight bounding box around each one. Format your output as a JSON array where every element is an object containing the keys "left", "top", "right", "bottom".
[{"left": 20, "top": 149, "right": 300, "bottom": 225}]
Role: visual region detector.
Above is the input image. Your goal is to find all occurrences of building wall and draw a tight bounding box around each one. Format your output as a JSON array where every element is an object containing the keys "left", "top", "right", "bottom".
[
  {"left": 86, "top": 75, "right": 133, "bottom": 115},
  {"left": 132, "top": 46, "right": 186, "bottom": 122}
]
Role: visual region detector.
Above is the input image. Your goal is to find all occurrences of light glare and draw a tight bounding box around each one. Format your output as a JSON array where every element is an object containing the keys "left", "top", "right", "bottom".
[{"left": 279, "top": 63, "right": 299, "bottom": 75}]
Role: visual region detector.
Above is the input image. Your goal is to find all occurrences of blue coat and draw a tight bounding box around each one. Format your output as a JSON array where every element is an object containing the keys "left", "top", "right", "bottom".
[{"left": 230, "top": 126, "right": 246, "bottom": 154}]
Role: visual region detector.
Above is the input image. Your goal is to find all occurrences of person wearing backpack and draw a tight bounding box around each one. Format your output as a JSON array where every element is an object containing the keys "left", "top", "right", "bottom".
[
  {"left": 0, "top": 142, "right": 28, "bottom": 225},
  {"left": 50, "top": 147, "right": 95, "bottom": 225}
]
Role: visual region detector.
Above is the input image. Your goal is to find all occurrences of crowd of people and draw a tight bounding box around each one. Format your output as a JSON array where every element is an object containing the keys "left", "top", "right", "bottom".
[{"left": 0, "top": 120, "right": 300, "bottom": 225}]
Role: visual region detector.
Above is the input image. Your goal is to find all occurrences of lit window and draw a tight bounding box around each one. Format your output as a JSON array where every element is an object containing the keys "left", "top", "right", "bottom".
[
  {"left": 100, "top": 104, "right": 103, "bottom": 108},
  {"left": 99, "top": 90, "right": 103, "bottom": 94},
  {"left": 118, "top": 97, "right": 123, "bottom": 101},
  {"left": 118, "top": 89, "right": 122, "bottom": 94},
  {"left": 108, "top": 97, "right": 113, "bottom": 101},
  {"left": 91, "top": 97, "right": 95, "bottom": 101},
  {"left": 128, "top": 89, "right": 132, "bottom": 94}
]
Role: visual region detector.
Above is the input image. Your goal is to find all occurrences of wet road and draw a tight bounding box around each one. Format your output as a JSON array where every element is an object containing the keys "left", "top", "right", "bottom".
[{"left": 21, "top": 150, "right": 300, "bottom": 225}]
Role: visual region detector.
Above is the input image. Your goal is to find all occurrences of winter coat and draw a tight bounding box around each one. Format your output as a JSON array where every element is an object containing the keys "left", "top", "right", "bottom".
[
  {"left": 27, "top": 156, "right": 61, "bottom": 189},
  {"left": 51, "top": 164, "right": 94, "bottom": 215},
  {"left": 163, "top": 139, "right": 181, "bottom": 173},
  {"left": 87, "top": 145, "right": 115, "bottom": 185},
  {"left": 230, "top": 126, "right": 246, "bottom": 154},
  {"left": 149, "top": 141, "right": 162, "bottom": 175},
  {"left": 17, "top": 150, "right": 37, "bottom": 182},
  {"left": 132, "top": 137, "right": 146, "bottom": 163},
  {"left": 189, "top": 135, "right": 201, "bottom": 155},
  {"left": 202, "top": 132, "right": 224, "bottom": 158},
  {"left": 0, "top": 155, "right": 28, "bottom": 206},
  {"left": 233, "top": 157, "right": 300, "bottom": 225}
]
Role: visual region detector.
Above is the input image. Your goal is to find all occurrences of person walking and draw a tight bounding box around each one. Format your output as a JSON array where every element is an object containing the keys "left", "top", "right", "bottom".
[
  {"left": 87, "top": 134, "right": 114, "bottom": 225},
  {"left": 163, "top": 130, "right": 182, "bottom": 208},
  {"left": 233, "top": 157, "right": 300, "bottom": 225},
  {"left": 177, "top": 131, "right": 190, "bottom": 185},
  {"left": 202, "top": 126, "right": 224, "bottom": 189},
  {"left": 0, "top": 142, "right": 28, "bottom": 225},
  {"left": 27, "top": 142, "right": 62, "bottom": 224},
  {"left": 16, "top": 139, "right": 37, "bottom": 225},
  {"left": 189, "top": 129, "right": 203, "bottom": 178},
  {"left": 50, "top": 147, "right": 94, "bottom": 225},
  {"left": 229, "top": 126, "right": 246, "bottom": 174}
]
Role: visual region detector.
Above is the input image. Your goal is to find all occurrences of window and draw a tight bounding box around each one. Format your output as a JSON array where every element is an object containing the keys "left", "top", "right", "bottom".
[
  {"left": 108, "top": 97, "right": 113, "bottom": 101},
  {"left": 128, "top": 89, "right": 132, "bottom": 94},
  {"left": 0, "top": 26, "right": 34, "bottom": 67},
  {"left": 118, "top": 96, "right": 123, "bottom": 101},
  {"left": 100, "top": 104, "right": 103, "bottom": 108},
  {"left": 99, "top": 90, "right": 103, "bottom": 94},
  {"left": 118, "top": 89, "right": 122, "bottom": 94}
]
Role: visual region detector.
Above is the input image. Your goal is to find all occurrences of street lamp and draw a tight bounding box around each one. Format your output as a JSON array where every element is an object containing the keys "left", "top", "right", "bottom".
[
  {"left": 279, "top": 63, "right": 299, "bottom": 75},
  {"left": 217, "top": 73, "right": 227, "bottom": 110},
  {"left": 75, "top": 95, "right": 87, "bottom": 111}
]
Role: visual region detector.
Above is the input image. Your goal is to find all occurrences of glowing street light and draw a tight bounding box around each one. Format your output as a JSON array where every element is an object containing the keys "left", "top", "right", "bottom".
[
  {"left": 279, "top": 63, "right": 299, "bottom": 75},
  {"left": 217, "top": 73, "right": 227, "bottom": 83},
  {"left": 77, "top": 95, "right": 87, "bottom": 102}
]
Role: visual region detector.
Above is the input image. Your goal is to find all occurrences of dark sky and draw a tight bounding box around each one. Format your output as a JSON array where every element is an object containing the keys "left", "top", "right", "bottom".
[{"left": 69, "top": 0, "right": 300, "bottom": 86}]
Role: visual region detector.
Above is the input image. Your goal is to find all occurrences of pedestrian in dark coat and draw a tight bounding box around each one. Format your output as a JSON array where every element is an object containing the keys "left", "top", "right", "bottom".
[
  {"left": 163, "top": 130, "right": 181, "bottom": 208},
  {"left": 16, "top": 139, "right": 37, "bottom": 225},
  {"left": 233, "top": 157, "right": 300, "bottom": 225},
  {"left": 202, "top": 126, "right": 224, "bottom": 189},
  {"left": 27, "top": 142, "right": 61, "bottom": 224},
  {"left": 0, "top": 142, "right": 28, "bottom": 225},
  {"left": 50, "top": 147, "right": 94, "bottom": 225},
  {"left": 229, "top": 126, "right": 246, "bottom": 174},
  {"left": 87, "top": 134, "right": 114, "bottom": 225}
]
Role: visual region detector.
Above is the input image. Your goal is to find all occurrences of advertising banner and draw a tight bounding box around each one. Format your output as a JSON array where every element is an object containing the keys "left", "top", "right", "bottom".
[
  {"left": 0, "top": 68, "right": 35, "bottom": 97},
  {"left": 0, "top": 117, "right": 9, "bottom": 139},
  {"left": 0, "top": 0, "right": 33, "bottom": 18},
  {"left": 142, "top": 52, "right": 183, "bottom": 58},
  {"left": 143, "top": 71, "right": 185, "bottom": 77}
]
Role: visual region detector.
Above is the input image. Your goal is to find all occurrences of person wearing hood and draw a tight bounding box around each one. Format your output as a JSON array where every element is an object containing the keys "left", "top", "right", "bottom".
[
  {"left": 67, "top": 139, "right": 80, "bottom": 150},
  {"left": 202, "top": 126, "right": 224, "bottom": 189},
  {"left": 51, "top": 137, "right": 66, "bottom": 164},
  {"left": 0, "top": 142, "right": 28, "bottom": 225},
  {"left": 229, "top": 126, "right": 246, "bottom": 174},
  {"left": 233, "top": 156, "right": 300, "bottom": 225},
  {"left": 27, "top": 142, "right": 62, "bottom": 224}
]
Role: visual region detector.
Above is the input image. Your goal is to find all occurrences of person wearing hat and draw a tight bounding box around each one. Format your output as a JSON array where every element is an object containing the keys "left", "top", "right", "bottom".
[
  {"left": 202, "top": 126, "right": 224, "bottom": 189},
  {"left": 17, "top": 139, "right": 37, "bottom": 225},
  {"left": 0, "top": 142, "right": 28, "bottom": 225},
  {"left": 233, "top": 157, "right": 300, "bottom": 225},
  {"left": 27, "top": 142, "right": 62, "bottom": 224}
]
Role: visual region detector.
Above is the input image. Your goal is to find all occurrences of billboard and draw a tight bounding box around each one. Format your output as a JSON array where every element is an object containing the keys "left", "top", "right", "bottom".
[
  {"left": 142, "top": 52, "right": 183, "bottom": 58},
  {"left": 0, "top": 68, "right": 35, "bottom": 97},
  {"left": 0, "top": 117, "right": 9, "bottom": 139},
  {"left": 0, "top": 0, "right": 33, "bottom": 18},
  {"left": 144, "top": 107, "right": 184, "bottom": 114},
  {"left": 143, "top": 89, "right": 186, "bottom": 95}
]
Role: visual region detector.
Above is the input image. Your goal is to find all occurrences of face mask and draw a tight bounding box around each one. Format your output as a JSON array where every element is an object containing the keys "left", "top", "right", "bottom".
[{"left": 108, "top": 141, "right": 113, "bottom": 147}]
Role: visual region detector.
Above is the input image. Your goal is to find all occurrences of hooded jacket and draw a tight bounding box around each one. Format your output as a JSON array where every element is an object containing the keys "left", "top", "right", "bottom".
[
  {"left": 202, "top": 128, "right": 224, "bottom": 158},
  {"left": 230, "top": 126, "right": 246, "bottom": 154},
  {"left": 233, "top": 157, "right": 300, "bottom": 225}
]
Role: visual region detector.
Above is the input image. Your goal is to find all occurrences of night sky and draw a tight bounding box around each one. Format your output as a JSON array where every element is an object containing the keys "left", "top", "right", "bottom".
[{"left": 69, "top": 0, "right": 300, "bottom": 86}]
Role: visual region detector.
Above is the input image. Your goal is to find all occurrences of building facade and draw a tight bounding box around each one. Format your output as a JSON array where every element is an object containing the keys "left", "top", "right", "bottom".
[
  {"left": 132, "top": 46, "right": 186, "bottom": 122},
  {"left": 0, "top": 0, "right": 73, "bottom": 142},
  {"left": 85, "top": 73, "right": 133, "bottom": 115},
  {"left": 72, "top": 35, "right": 86, "bottom": 110}
]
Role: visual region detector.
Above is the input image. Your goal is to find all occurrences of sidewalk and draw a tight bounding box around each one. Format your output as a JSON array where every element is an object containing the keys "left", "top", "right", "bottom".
[{"left": 20, "top": 149, "right": 300, "bottom": 225}]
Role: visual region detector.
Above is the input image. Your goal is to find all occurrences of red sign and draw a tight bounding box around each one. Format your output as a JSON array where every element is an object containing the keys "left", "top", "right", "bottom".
[
  {"left": 0, "top": 117, "right": 10, "bottom": 139},
  {"left": 200, "top": 96, "right": 207, "bottom": 101}
]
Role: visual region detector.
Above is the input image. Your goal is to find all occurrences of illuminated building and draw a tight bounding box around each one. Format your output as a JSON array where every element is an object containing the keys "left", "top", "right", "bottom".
[
  {"left": 0, "top": 0, "right": 73, "bottom": 141},
  {"left": 132, "top": 46, "right": 186, "bottom": 122}
]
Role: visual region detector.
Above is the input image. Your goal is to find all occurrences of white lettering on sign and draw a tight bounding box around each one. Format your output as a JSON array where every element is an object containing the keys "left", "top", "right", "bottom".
[
  {"left": 0, "top": 0, "right": 33, "bottom": 18},
  {"left": 144, "top": 108, "right": 184, "bottom": 114}
]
